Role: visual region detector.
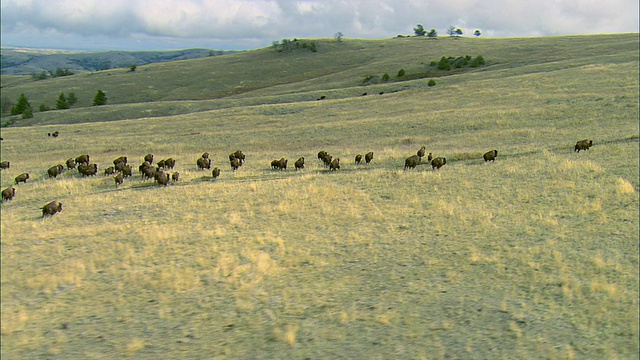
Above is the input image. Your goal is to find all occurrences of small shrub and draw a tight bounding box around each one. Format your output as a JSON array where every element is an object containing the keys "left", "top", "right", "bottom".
[
  {"left": 437, "top": 57, "right": 451, "bottom": 71},
  {"left": 381, "top": 73, "right": 390, "bottom": 82},
  {"left": 397, "top": 69, "right": 406, "bottom": 77},
  {"left": 470, "top": 55, "right": 486, "bottom": 67},
  {"left": 428, "top": 79, "right": 436, "bottom": 87},
  {"left": 39, "top": 104, "right": 50, "bottom": 112},
  {"left": 429, "top": 61, "right": 437, "bottom": 66}
]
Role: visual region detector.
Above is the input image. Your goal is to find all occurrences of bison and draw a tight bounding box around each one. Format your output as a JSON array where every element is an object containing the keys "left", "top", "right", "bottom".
[
  {"left": 113, "top": 156, "right": 127, "bottom": 167},
  {"left": 14, "top": 173, "right": 30, "bottom": 184},
  {"left": 139, "top": 161, "right": 151, "bottom": 174},
  {"left": 295, "top": 157, "right": 305, "bottom": 170},
  {"left": 365, "top": 152, "right": 374, "bottom": 164},
  {"left": 231, "top": 150, "right": 245, "bottom": 165},
  {"left": 155, "top": 171, "right": 170, "bottom": 186},
  {"left": 321, "top": 153, "right": 333, "bottom": 167},
  {"left": 212, "top": 167, "right": 221, "bottom": 179},
  {"left": 47, "top": 164, "right": 64, "bottom": 178},
  {"left": 197, "top": 157, "right": 211, "bottom": 170},
  {"left": 78, "top": 163, "right": 98, "bottom": 176},
  {"left": 52, "top": 131, "right": 59, "bottom": 137},
  {"left": 164, "top": 158, "right": 176, "bottom": 169},
  {"left": 417, "top": 146, "right": 426, "bottom": 160},
  {"left": 404, "top": 155, "right": 421, "bottom": 170},
  {"left": 41, "top": 200, "right": 62, "bottom": 218},
  {"left": 171, "top": 172, "right": 180, "bottom": 182},
  {"left": 230, "top": 158, "right": 241, "bottom": 171},
  {"left": 66, "top": 158, "right": 76, "bottom": 170},
  {"left": 144, "top": 153, "right": 154, "bottom": 164},
  {"left": 427, "top": 153, "right": 433, "bottom": 163},
  {"left": 318, "top": 151, "right": 328, "bottom": 160},
  {"left": 75, "top": 154, "right": 90, "bottom": 165},
  {"left": 104, "top": 166, "right": 116, "bottom": 176},
  {"left": 431, "top": 157, "right": 447, "bottom": 170},
  {"left": 157, "top": 159, "right": 166, "bottom": 169},
  {"left": 575, "top": 139, "right": 593, "bottom": 152},
  {"left": 114, "top": 172, "right": 124, "bottom": 187},
  {"left": 121, "top": 165, "right": 133, "bottom": 178},
  {"left": 329, "top": 158, "right": 340, "bottom": 171},
  {"left": 142, "top": 166, "right": 157, "bottom": 181},
  {"left": 201, "top": 152, "right": 210, "bottom": 160},
  {"left": 355, "top": 154, "right": 363, "bottom": 165},
  {"left": 0, "top": 161, "right": 9, "bottom": 170},
  {"left": 271, "top": 159, "right": 281, "bottom": 170},
  {"left": 2, "top": 187, "right": 16, "bottom": 202},
  {"left": 483, "top": 150, "right": 498, "bottom": 162}
]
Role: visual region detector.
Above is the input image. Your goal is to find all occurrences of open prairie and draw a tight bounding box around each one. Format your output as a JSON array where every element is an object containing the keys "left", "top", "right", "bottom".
[{"left": 1, "top": 34, "right": 638, "bottom": 359}]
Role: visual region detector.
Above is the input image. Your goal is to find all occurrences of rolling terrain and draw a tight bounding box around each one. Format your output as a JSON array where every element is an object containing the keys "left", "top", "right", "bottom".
[{"left": 1, "top": 34, "right": 638, "bottom": 359}]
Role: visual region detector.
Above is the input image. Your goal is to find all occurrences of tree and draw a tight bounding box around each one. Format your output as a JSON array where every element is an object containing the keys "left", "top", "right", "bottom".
[
  {"left": 414, "top": 24, "right": 426, "bottom": 37},
  {"left": 334, "top": 32, "right": 344, "bottom": 42},
  {"left": 446, "top": 26, "right": 457, "bottom": 37},
  {"left": 130, "top": 64, "right": 137, "bottom": 72},
  {"left": 455, "top": 28, "right": 463, "bottom": 37},
  {"left": 56, "top": 93, "right": 69, "bottom": 110},
  {"left": 474, "top": 29, "right": 481, "bottom": 37},
  {"left": 10, "top": 93, "right": 32, "bottom": 116},
  {"left": 39, "top": 104, "right": 50, "bottom": 112},
  {"left": 427, "top": 29, "right": 438, "bottom": 38},
  {"left": 67, "top": 92, "right": 78, "bottom": 106},
  {"left": 93, "top": 90, "right": 107, "bottom": 106},
  {"left": 397, "top": 69, "right": 405, "bottom": 77},
  {"left": 381, "top": 73, "right": 390, "bottom": 81}
]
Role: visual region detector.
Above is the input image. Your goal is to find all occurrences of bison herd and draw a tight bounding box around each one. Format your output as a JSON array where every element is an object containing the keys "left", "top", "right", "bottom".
[{"left": 1, "top": 139, "right": 595, "bottom": 218}]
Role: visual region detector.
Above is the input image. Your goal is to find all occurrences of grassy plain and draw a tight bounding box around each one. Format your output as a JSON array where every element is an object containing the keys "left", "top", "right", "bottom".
[{"left": 1, "top": 34, "right": 639, "bottom": 359}]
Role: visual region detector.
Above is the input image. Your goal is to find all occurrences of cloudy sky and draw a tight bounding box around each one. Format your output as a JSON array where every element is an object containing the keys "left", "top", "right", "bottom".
[{"left": 1, "top": 0, "right": 638, "bottom": 51}]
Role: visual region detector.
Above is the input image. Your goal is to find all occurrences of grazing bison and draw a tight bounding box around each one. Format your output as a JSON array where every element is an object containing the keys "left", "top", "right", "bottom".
[
  {"left": 0, "top": 161, "right": 9, "bottom": 170},
  {"left": 121, "top": 165, "right": 133, "bottom": 178},
  {"left": 279, "top": 158, "right": 288, "bottom": 170},
  {"left": 295, "top": 157, "right": 305, "bottom": 170},
  {"left": 404, "top": 155, "right": 421, "bottom": 170},
  {"left": 75, "top": 154, "right": 90, "bottom": 165},
  {"left": 229, "top": 150, "right": 245, "bottom": 165},
  {"left": 230, "top": 158, "right": 241, "bottom": 171},
  {"left": 483, "top": 150, "right": 498, "bottom": 162},
  {"left": 212, "top": 167, "right": 221, "bottom": 179},
  {"left": 114, "top": 172, "right": 124, "bottom": 187},
  {"left": 155, "top": 171, "right": 170, "bottom": 186},
  {"left": 113, "top": 156, "right": 127, "bottom": 166},
  {"left": 271, "top": 159, "right": 281, "bottom": 170},
  {"left": 417, "top": 146, "right": 426, "bottom": 160},
  {"left": 115, "top": 161, "right": 128, "bottom": 172},
  {"left": 164, "top": 158, "right": 176, "bottom": 169},
  {"left": 47, "top": 164, "right": 64, "bottom": 178},
  {"left": 2, "top": 187, "right": 16, "bottom": 202},
  {"left": 104, "top": 166, "right": 116, "bottom": 175},
  {"left": 321, "top": 153, "right": 333, "bottom": 167},
  {"left": 66, "top": 158, "right": 76, "bottom": 170},
  {"left": 15, "top": 173, "right": 30, "bottom": 184},
  {"left": 365, "top": 152, "right": 374, "bottom": 164},
  {"left": 142, "top": 166, "right": 157, "bottom": 181},
  {"left": 329, "top": 158, "right": 340, "bottom": 171},
  {"left": 171, "top": 172, "right": 179, "bottom": 182},
  {"left": 157, "top": 159, "right": 166, "bottom": 169},
  {"left": 139, "top": 161, "right": 151, "bottom": 174},
  {"left": 318, "top": 151, "right": 328, "bottom": 160},
  {"left": 431, "top": 157, "right": 447, "bottom": 170},
  {"left": 575, "top": 139, "right": 593, "bottom": 152},
  {"left": 144, "top": 153, "right": 154, "bottom": 164},
  {"left": 197, "top": 157, "right": 211, "bottom": 170},
  {"left": 355, "top": 154, "right": 363, "bottom": 165},
  {"left": 78, "top": 163, "right": 98, "bottom": 176},
  {"left": 41, "top": 200, "right": 62, "bottom": 218}
]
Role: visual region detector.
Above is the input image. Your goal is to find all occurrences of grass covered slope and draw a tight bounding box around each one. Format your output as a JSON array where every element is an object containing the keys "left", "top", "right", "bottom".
[{"left": 1, "top": 34, "right": 638, "bottom": 359}]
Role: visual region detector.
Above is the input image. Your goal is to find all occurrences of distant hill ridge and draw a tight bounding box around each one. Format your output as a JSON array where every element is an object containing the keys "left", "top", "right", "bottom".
[{"left": 0, "top": 48, "right": 235, "bottom": 75}]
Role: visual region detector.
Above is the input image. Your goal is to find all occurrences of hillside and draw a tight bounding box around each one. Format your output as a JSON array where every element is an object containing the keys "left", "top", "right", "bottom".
[
  {"left": 0, "top": 47, "right": 231, "bottom": 76},
  {"left": 0, "top": 34, "right": 638, "bottom": 359}
]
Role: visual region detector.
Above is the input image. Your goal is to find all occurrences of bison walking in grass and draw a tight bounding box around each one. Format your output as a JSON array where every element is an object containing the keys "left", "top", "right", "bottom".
[
  {"left": 431, "top": 157, "right": 447, "bottom": 170},
  {"left": 41, "top": 201, "right": 62, "bottom": 218},
  {"left": 404, "top": 155, "right": 421, "bottom": 170},
  {"left": 144, "top": 153, "right": 154, "bottom": 164},
  {"left": 14, "top": 173, "right": 30, "bottom": 184},
  {"left": 78, "top": 163, "right": 98, "bottom": 176},
  {"left": 230, "top": 158, "right": 241, "bottom": 171},
  {"left": 365, "top": 151, "right": 374, "bottom": 164},
  {"left": 574, "top": 139, "right": 593, "bottom": 152},
  {"left": 104, "top": 166, "right": 116, "bottom": 176},
  {"left": 2, "top": 187, "right": 16, "bottom": 202},
  {"left": 66, "top": 158, "right": 76, "bottom": 170},
  {"left": 47, "top": 164, "right": 65, "bottom": 178},
  {"left": 212, "top": 167, "right": 221, "bottom": 179},
  {"left": 483, "top": 150, "right": 498, "bottom": 162},
  {"left": 295, "top": 157, "right": 305, "bottom": 170},
  {"left": 417, "top": 146, "right": 426, "bottom": 160},
  {"left": 197, "top": 157, "right": 212, "bottom": 170},
  {"left": 355, "top": 154, "right": 363, "bottom": 165},
  {"left": 114, "top": 173, "right": 124, "bottom": 187},
  {"left": 0, "top": 161, "right": 9, "bottom": 170},
  {"left": 172, "top": 172, "right": 180, "bottom": 182},
  {"left": 329, "top": 158, "right": 340, "bottom": 171},
  {"left": 75, "top": 154, "right": 90, "bottom": 165}
]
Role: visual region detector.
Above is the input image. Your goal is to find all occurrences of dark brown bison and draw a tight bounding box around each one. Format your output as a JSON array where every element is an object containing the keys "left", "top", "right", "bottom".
[
  {"left": 139, "top": 161, "right": 151, "bottom": 174},
  {"left": 483, "top": 150, "right": 498, "bottom": 162},
  {"left": 66, "top": 158, "right": 76, "bottom": 170},
  {"left": 164, "top": 158, "right": 176, "bottom": 169},
  {"left": 104, "top": 166, "right": 116, "bottom": 175},
  {"left": 230, "top": 158, "right": 241, "bottom": 171},
  {"left": 142, "top": 166, "right": 157, "bottom": 181},
  {"left": 171, "top": 172, "right": 179, "bottom": 182},
  {"left": 2, "top": 187, "right": 16, "bottom": 202},
  {"left": 355, "top": 154, "right": 363, "bottom": 165},
  {"left": 197, "top": 157, "right": 211, "bottom": 170},
  {"left": 318, "top": 151, "right": 328, "bottom": 160},
  {"left": 0, "top": 161, "right": 9, "bottom": 170},
  {"left": 575, "top": 139, "right": 593, "bottom": 152},
  {"left": 365, "top": 152, "right": 374, "bottom": 164},
  {"left": 431, "top": 157, "right": 446, "bottom": 170},
  {"left": 229, "top": 150, "right": 245, "bottom": 164},
  {"left": 271, "top": 159, "right": 281, "bottom": 170},
  {"left": 113, "top": 156, "right": 127, "bottom": 166},
  {"left": 52, "top": 131, "right": 59, "bottom": 137},
  {"left": 115, "top": 161, "right": 127, "bottom": 173},
  {"left": 155, "top": 171, "right": 170, "bottom": 186},
  {"left": 212, "top": 167, "right": 221, "bottom": 179},
  {"left": 279, "top": 158, "right": 288, "bottom": 170},
  {"left": 47, "top": 164, "right": 64, "bottom": 178},
  {"left": 78, "top": 163, "right": 98, "bottom": 176},
  {"left": 329, "top": 158, "right": 340, "bottom": 171},
  {"left": 427, "top": 153, "right": 433, "bottom": 163},
  {"left": 321, "top": 153, "right": 333, "bottom": 167},
  {"left": 417, "top": 146, "right": 426, "bottom": 159},
  {"left": 41, "top": 200, "right": 62, "bottom": 218},
  {"left": 295, "top": 157, "right": 305, "bottom": 170},
  {"left": 114, "top": 172, "right": 124, "bottom": 187},
  {"left": 404, "top": 155, "right": 421, "bottom": 170},
  {"left": 144, "top": 153, "right": 154, "bottom": 164},
  {"left": 201, "top": 152, "right": 210, "bottom": 160},
  {"left": 121, "top": 165, "right": 133, "bottom": 178},
  {"left": 14, "top": 173, "right": 30, "bottom": 184},
  {"left": 157, "top": 159, "right": 166, "bottom": 169},
  {"left": 75, "top": 154, "right": 90, "bottom": 165}
]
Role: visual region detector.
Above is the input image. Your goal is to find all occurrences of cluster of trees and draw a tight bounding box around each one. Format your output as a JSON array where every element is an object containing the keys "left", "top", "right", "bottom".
[
  {"left": 431, "top": 55, "right": 486, "bottom": 70},
  {"left": 31, "top": 67, "right": 75, "bottom": 81},
  {"left": 411, "top": 25, "right": 481, "bottom": 38},
  {"left": 7, "top": 90, "right": 108, "bottom": 120},
  {"left": 272, "top": 38, "right": 318, "bottom": 53}
]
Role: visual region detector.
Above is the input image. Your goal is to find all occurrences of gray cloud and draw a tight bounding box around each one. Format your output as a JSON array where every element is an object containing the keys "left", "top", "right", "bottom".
[{"left": 1, "top": 0, "right": 637, "bottom": 50}]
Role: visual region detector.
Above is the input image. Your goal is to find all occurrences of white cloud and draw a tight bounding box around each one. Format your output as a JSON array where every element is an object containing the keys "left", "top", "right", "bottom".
[{"left": 1, "top": 0, "right": 637, "bottom": 50}]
